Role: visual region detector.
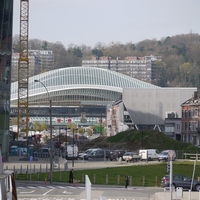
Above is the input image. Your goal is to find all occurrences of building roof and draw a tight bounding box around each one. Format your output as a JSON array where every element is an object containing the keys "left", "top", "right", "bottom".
[{"left": 11, "top": 66, "right": 159, "bottom": 106}]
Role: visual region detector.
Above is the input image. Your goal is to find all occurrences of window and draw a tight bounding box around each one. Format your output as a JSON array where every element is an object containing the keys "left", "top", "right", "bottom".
[
  {"left": 176, "top": 124, "right": 180, "bottom": 130},
  {"left": 195, "top": 108, "right": 198, "bottom": 117},
  {"left": 188, "top": 110, "right": 191, "bottom": 118},
  {"left": 195, "top": 121, "right": 198, "bottom": 130},
  {"left": 185, "top": 122, "right": 188, "bottom": 131},
  {"left": 182, "top": 122, "right": 184, "bottom": 131},
  {"left": 182, "top": 110, "right": 184, "bottom": 118},
  {"left": 191, "top": 109, "right": 194, "bottom": 117},
  {"left": 185, "top": 110, "right": 188, "bottom": 118}
]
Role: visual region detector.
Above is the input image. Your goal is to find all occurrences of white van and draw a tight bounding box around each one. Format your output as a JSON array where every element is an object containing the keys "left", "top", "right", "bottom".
[
  {"left": 64, "top": 144, "right": 78, "bottom": 160},
  {"left": 139, "top": 149, "right": 159, "bottom": 161}
]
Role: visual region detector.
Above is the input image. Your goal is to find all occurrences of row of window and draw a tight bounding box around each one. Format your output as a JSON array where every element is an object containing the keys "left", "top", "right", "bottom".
[
  {"left": 182, "top": 121, "right": 198, "bottom": 131},
  {"left": 182, "top": 108, "right": 198, "bottom": 118}
]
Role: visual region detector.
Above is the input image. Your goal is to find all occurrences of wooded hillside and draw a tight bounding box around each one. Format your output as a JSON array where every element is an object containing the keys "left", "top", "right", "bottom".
[{"left": 13, "top": 33, "right": 200, "bottom": 88}]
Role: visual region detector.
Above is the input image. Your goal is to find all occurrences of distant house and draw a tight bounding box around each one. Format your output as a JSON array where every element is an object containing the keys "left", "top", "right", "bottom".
[{"left": 181, "top": 91, "right": 200, "bottom": 145}]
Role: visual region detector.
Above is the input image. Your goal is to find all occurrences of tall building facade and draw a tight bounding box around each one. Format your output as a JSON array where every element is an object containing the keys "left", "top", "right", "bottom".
[
  {"left": 82, "top": 55, "right": 161, "bottom": 83},
  {"left": 28, "top": 50, "right": 54, "bottom": 75},
  {"left": 0, "top": 0, "right": 13, "bottom": 160},
  {"left": 11, "top": 50, "right": 54, "bottom": 82},
  {"left": 11, "top": 52, "right": 35, "bottom": 82}
]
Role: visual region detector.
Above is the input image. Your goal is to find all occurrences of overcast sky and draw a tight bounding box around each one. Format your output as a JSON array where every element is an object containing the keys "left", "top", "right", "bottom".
[{"left": 13, "top": 0, "right": 200, "bottom": 48}]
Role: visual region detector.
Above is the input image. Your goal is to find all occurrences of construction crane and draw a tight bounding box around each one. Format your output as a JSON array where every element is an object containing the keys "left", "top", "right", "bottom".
[{"left": 17, "top": 0, "right": 29, "bottom": 139}]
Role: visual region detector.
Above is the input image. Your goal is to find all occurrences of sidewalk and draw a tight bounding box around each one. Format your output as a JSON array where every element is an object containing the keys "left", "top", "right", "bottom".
[
  {"left": 154, "top": 191, "right": 200, "bottom": 200},
  {"left": 4, "top": 157, "right": 141, "bottom": 173}
]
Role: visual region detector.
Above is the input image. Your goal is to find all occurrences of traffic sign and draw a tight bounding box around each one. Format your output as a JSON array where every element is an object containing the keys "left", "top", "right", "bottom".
[{"left": 168, "top": 150, "right": 175, "bottom": 160}]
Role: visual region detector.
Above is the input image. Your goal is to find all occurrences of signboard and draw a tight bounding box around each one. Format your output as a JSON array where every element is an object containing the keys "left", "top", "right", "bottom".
[{"left": 168, "top": 150, "right": 175, "bottom": 160}]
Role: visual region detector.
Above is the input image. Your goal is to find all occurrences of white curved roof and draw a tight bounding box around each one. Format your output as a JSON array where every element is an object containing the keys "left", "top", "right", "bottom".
[{"left": 11, "top": 67, "right": 159, "bottom": 105}]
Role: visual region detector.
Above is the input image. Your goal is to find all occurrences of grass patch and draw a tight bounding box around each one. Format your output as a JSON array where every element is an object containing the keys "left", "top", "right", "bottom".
[{"left": 16, "top": 161, "right": 200, "bottom": 187}]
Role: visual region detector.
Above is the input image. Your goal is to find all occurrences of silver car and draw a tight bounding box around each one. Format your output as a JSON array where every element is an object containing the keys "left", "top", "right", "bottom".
[{"left": 158, "top": 150, "right": 176, "bottom": 161}]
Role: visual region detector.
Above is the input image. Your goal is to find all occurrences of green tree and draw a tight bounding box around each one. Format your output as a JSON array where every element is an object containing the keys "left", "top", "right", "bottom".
[
  {"left": 92, "top": 48, "right": 103, "bottom": 58},
  {"left": 72, "top": 47, "right": 83, "bottom": 57},
  {"left": 33, "top": 122, "right": 41, "bottom": 131},
  {"left": 42, "top": 41, "right": 48, "bottom": 50},
  {"left": 41, "top": 123, "right": 48, "bottom": 131}
]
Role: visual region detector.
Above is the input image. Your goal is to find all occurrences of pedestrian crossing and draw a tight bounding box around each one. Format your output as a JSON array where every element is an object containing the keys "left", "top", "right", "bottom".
[{"left": 17, "top": 185, "right": 85, "bottom": 190}]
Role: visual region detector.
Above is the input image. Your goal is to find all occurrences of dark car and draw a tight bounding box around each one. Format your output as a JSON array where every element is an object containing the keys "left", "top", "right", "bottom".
[
  {"left": 85, "top": 149, "right": 110, "bottom": 160},
  {"left": 109, "top": 150, "right": 125, "bottom": 161},
  {"left": 34, "top": 148, "right": 50, "bottom": 158},
  {"left": 161, "top": 174, "right": 200, "bottom": 191},
  {"left": 78, "top": 148, "right": 102, "bottom": 160}
]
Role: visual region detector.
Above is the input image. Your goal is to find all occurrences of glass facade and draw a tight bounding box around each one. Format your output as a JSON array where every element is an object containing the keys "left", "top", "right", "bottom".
[
  {"left": 0, "top": 0, "right": 13, "bottom": 159},
  {"left": 10, "top": 67, "right": 159, "bottom": 106}
]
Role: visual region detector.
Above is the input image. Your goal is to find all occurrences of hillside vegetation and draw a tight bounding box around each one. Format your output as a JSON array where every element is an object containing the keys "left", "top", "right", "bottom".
[
  {"left": 13, "top": 33, "right": 200, "bottom": 88},
  {"left": 81, "top": 130, "right": 198, "bottom": 152}
]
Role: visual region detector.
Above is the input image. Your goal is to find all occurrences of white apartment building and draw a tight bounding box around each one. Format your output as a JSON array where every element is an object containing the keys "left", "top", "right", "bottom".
[{"left": 82, "top": 55, "right": 161, "bottom": 83}]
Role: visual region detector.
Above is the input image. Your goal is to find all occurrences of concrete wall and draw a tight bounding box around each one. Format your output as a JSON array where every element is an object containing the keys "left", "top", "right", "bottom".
[{"left": 123, "top": 88, "right": 196, "bottom": 126}]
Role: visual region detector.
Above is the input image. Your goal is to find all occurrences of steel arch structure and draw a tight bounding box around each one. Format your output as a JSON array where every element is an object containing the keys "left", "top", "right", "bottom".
[{"left": 11, "top": 67, "right": 159, "bottom": 106}]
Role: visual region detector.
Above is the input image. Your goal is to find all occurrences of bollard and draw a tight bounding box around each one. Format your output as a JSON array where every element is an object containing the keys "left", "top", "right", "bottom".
[
  {"left": 82, "top": 174, "right": 84, "bottom": 183},
  {"left": 129, "top": 176, "right": 132, "bottom": 186},
  {"left": 117, "top": 175, "right": 120, "bottom": 185},
  {"left": 37, "top": 172, "right": 39, "bottom": 180},
  {"left": 6, "top": 166, "right": 8, "bottom": 170},
  {"left": 106, "top": 175, "right": 108, "bottom": 185},
  {"left": 142, "top": 176, "right": 145, "bottom": 186},
  {"left": 155, "top": 176, "right": 158, "bottom": 186},
  {"left": 46, "top": 164, "right": 48, "bottom": 172},
  {"left": 26, "top": 171, "right": 28, "bottom": 180},
  {"left": 94, "top": 174, "right": 96, "bottom": 184},
  {"left": 20, "top": 165, "right": 22, "bottom": 174},
  {"left": 44, "top": 178, "right": 47, "bottom": 185}
]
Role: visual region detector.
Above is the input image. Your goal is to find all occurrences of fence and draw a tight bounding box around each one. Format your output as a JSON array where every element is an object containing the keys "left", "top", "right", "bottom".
[{"left": 183, "top": 153, "right": 200, "bottom": 160}]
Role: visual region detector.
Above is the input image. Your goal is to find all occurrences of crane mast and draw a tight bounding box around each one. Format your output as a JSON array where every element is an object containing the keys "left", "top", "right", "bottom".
[{"left": 17, "top": 0, "right": 29, "bottom": 139}]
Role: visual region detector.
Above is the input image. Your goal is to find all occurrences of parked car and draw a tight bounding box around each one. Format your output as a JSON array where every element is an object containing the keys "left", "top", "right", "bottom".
[
  {"left": 161, "top": 174, "right": 200, "bottom": 191},
  {"left": 110, "top": 150, "right": 125, "bottom": 161},
  {"left": 158, "top": 150, "right": 176, "bottom": 162},
  {"left": 122, "top": 151, "right": 141, "bottom": 162},
  {"left": 34, "top": 148, "right": 50, "bottom": 158},
  {"left": 78, "top": 148, "right": 102, "bottom": 160},
  {"left": 85, "top": 149, "right": 110, "bottom": 160}
]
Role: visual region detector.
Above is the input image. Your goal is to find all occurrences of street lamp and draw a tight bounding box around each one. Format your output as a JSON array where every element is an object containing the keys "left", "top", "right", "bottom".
[
  {"left": 34, "top": 79, "right": 53, "bottom": 183},
  {"left": 72, "top": 128, "right": 78, "bottom": 167}
]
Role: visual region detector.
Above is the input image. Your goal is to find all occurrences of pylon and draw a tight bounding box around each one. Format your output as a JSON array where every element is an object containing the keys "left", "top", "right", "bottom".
[{"left": 73, "top": 180, "right": 76, "bottom": 187}]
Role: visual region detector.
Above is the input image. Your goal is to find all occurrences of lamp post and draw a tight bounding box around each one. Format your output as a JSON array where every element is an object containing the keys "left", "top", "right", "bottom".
[
  {"left": 72, "top": 128, "right": 77, "bottom": 167},
  {"left": 72, "top": 128, "right": 74, "bottom": 167},
  {"left": 34, "top": 79, "right": 53, "bottom": 183}
]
